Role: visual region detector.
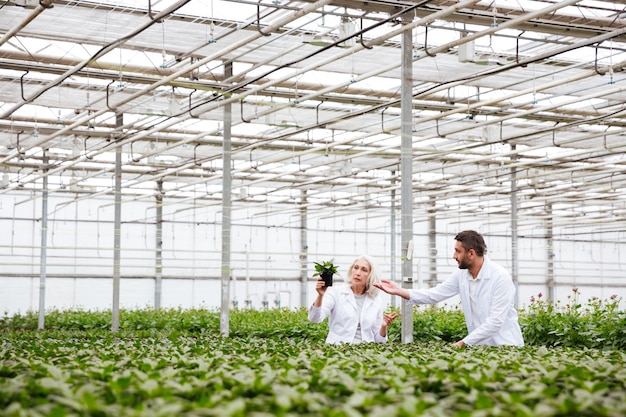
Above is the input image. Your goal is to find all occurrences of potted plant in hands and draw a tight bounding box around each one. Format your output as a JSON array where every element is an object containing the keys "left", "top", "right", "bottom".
[{"left": 313, "top": 260, "right": 338, "bottom": 287}]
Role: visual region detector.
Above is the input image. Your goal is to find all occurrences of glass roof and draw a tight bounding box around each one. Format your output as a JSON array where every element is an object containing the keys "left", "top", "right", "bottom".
[{"left": 0, "top": 0, "right": 625, "bottom": 229}]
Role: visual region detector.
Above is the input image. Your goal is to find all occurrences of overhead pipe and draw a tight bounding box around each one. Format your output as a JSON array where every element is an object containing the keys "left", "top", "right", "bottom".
[
  {"left": 0, "top": 0, "right": 354, "bottom": 197},
  {"left": 0, "top": 0, "right": 53, "bottom": 48},
  {"left": 0, "top": 0, "right": 337, "bottom": 178},
  {"left": 228, "top": 134, "right": 626, "bottom": 222},
  {"left": 4, "top": 3, "right": 624, "bottom": 219},
  {"left": 225, "top": 0, "right": 576, "bottom": 130},
  {"left": 136, "top": 114, "right": 626, "bottom": 217},
  {"left": 0, "top": 2, "right": 576, "bottom": 188},
  {"left": 262, "top": 0, "right": 596, "bottom": 141},
  {"left": 213, "top": 87, "right": 626, "bottom": 215},
  {"left": 6, "top": 114, "right": 624, "bottom": 219},
  {"left": 194, "top": 0, "right": 479, "bottom": 126},
  {"left": 22, "top": 0, "right": 454, "bottom": 166},
  {"left": 0, "top": 0, "right": 596, "bottom": 176},
  {"left": 113, "top": 6, "right": 488, "bottom": 193},
  {"left": 0, "top": 0, "right": 195, "bottom": 142},
  {"left": 409, "top": 61, "right": 626, "bottom": 127}
]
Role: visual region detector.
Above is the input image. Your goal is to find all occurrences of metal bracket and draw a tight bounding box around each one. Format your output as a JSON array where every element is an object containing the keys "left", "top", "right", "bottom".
[
  {"left": 595, "top": 42, "right": 604, "bottom": 76},
  {"left": 257, "top": 1, "right": 271, "bottom": 37},
  {"left": 106, "top": 80, "right": 117, "bottom": 112},
  {"left": 424, "top": 26, "right": 436, "bottom": 57},
  {"left": 20, "top": 70, "right": 29, "bottom": 101},
  {"left": 240, "top": 99, "right": 252, "bottom": 123},
  {"left": 188, "top": 89, "right": 198, "bottom": 118}
]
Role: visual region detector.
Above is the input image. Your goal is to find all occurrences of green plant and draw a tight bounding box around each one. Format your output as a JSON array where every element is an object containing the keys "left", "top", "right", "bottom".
[
  {"left": 313, "top": 260, "right": 338, "bottom": 276},
  {"left": 313, "top": 260, "right": 338, "bottom": 287},
  {"left": 2, "top": 333, "right": 625, "bottom": 417},
  {"left": 519, "top": 289, "right": 626, "bottom": 349}
]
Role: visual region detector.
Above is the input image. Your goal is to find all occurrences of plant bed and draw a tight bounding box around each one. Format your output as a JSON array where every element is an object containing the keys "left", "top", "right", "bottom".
[{"left": 1, "top": 334, "right": 625, "bottom": 417}]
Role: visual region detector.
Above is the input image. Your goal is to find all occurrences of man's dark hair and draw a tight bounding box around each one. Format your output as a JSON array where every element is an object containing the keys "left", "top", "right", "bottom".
[{"left": 455, "top": 230, "right": 487, "bottom": 257}]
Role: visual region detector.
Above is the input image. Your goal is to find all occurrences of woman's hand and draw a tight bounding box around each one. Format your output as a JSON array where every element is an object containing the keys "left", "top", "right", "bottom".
[
  {"left": 382, "top": 311, "right": 399, "bottom": 327},
  {"left": 315, "top": 277, "right": 328, "bottom": 296},
  {"left": 379, "top": 311, "right": 399, "bottom": 337},
  {"left": 312, "top": 278, "right": 327, "bottom": 307}
]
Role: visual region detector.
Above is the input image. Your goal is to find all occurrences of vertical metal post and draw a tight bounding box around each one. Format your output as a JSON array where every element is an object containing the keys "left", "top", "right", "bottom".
[
  {"left": 546, "top": 202, "right": 555, "bottom": 301},
  {"left": 428, "top": 197, "right": 437, "bottom": 288},
  {"left": 155, "top": 180, "right": 163, "bottom": 309},
  {"left": 111, "top": 112, "right": 123, "bottom": 332},
  {"left": 400, "top": 17, "right": 414, "bottom": 343},
  {"left": 510, "top": 144, "right": 519, "bottom": 308},
  {"left": 220, "top": 61, "right": 233, "bottom": 337},
  {"left": 300, "top": 190, "right": 308, "bottom": 308},
  {"left": 390, "top": 171, "right": 396, "bottom": 309},
  {"left": 37, "top": 149, "right": 49, "bottom": 330}
]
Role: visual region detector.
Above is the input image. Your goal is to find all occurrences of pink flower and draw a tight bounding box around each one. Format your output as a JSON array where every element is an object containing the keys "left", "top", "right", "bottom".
[
  {"left": 611, "top": 294, "right": 618, "bottom": 299},
  {"left": 530, "top": 296, "right": 536, "bottom": 303},
  {"left": 538, "top": 292, "right": 542, "bottom": 299},
  {"left": 572, "top": 287, "right": 579, "bottom": 293}
]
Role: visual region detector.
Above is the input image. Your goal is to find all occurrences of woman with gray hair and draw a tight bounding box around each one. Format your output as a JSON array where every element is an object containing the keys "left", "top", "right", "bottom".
[{"left": 308, "top": 255, "right": 399, "bottom": 344}]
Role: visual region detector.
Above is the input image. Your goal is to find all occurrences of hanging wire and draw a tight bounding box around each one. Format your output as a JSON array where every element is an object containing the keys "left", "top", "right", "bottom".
[
  {"left": 160, "top": 20, "right": 168, "bottom": 68},
  {"left": 207, "top": 0, "right": 216, "bottom": 43}
]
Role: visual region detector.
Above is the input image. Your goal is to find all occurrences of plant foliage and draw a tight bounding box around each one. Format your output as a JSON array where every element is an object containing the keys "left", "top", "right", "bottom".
[
  {"left": 313, "top": 260, "right": 338, "bottom": 277},
  {"left": 1, "top": 334, "right": 625, "bottom": 416},
  {"left": 1, "top": 290, "right": 624, "bottom": 349},
  {"left": 520, "top": 289, "right": 626, "bottom": 350},
  {"left": 1, "top": 291, "right": 625, "bottom": 416}
]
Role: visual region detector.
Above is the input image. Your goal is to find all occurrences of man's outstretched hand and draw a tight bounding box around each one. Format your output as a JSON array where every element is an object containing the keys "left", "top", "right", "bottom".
[{"left": 373, "top": 279, "right": 410, "bottom": 299}]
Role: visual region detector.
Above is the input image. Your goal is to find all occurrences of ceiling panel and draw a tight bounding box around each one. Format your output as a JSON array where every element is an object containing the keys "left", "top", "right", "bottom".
[{"left": 0, "top": 0, "right": 625, "bottom": 228}]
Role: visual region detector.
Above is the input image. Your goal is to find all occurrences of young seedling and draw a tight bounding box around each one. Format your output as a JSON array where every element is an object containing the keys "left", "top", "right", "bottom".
[{"left": 313, "top": 260, "right": 338, "bottom": 287}]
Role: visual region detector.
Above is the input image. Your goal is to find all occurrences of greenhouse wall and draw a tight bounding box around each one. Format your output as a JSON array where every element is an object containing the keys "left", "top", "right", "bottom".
[{"left": 1, "top": 189, "right": 624, "bottom": 315}]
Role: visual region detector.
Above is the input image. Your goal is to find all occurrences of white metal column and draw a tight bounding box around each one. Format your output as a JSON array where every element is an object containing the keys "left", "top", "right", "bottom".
[
  {"left": 510, "top": 144, "right": 519, "bottom": 308},
  {"left": 37, "top": 149, "right": 49, "bottom": 330},
  {"left": 400, "top": 16, "right": 414, "bottom": 343},
  {"left": 155, "top": 180, "right": 163, "bottom": 309},
  {"left": 220, "top": 61, "right": 233, "bottom": 337},
  {"left": 300, "top": 190, "right": 308, "bottom": 308},
  {"left": 111, "top": 112, "right": 123, "bottom": 332}
]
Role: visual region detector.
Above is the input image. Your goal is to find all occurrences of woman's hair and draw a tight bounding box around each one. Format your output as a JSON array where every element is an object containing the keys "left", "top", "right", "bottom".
[{"left": 345, "top": 255, "right": 381, "bottom": 297}]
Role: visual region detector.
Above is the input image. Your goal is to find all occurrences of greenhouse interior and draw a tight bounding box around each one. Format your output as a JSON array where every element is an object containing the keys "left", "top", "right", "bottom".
[{"left": 1, "top": 0, "right": 626, "bottom": 322}]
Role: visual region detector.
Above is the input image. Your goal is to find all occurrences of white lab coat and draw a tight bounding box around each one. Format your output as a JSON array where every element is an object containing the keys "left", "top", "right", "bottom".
[
  {"left": 308, "top": 284, "right": 388, "bottom": 344},
  {"left": 407, "top": 256, "right": 524, "bottom": 347}
]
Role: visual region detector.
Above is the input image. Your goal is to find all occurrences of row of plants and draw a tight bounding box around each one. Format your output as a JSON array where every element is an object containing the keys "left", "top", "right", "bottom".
[
  {"left": 521, "top": 289, "right": 626, "bottom": 349},
  {"left": 1, "top": 333, "right": 625, "bottom": 416},
  {"left": 2, "top": 290, "right": 624, "bottom": 349}
]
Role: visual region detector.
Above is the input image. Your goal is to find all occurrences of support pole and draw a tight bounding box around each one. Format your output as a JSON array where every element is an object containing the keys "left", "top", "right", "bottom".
[
  {"left": 300, "top": 190, "right": 308, "bottom": 308},
  {"left": 400, "top": 16, "right": 414, "bottom": 343},
  {"left": 111, "top": 112, "right": 123, "bottom": 332},
  {"left": 510, "top": 144, "right": 519, "bottom": 308},
  {"left": 37, "top": 149, "right": 49, "bottom": 330},
  {"left": 546, "top": 202, "right": 555, "bottom": 301},
  {"left": 428, "top": 197, "right": 437, "bottom": 288},
  {"left": 220, "top": 61, "right": 233, "bottom": 337},
  {"left": 390, "top": 171, "right": 396, "bottom": 309},
  {"left": 155, "top": 180, "right": 163, "bottom": 309}
]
